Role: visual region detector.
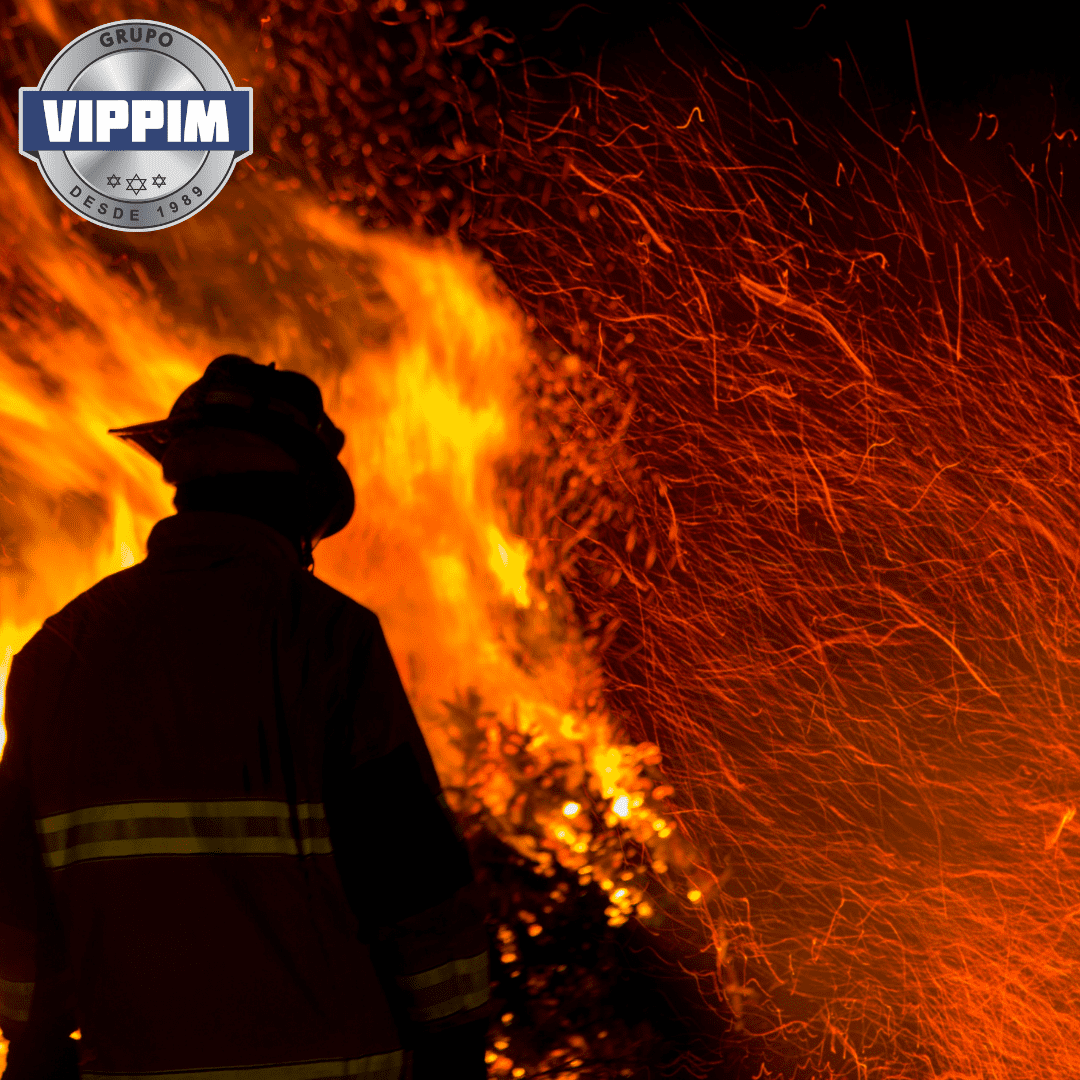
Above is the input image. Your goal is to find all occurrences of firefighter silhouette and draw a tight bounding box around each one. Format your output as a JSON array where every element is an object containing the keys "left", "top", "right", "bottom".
[{"left": 0, "top": 356, "right": 490, "bottom": 1079}]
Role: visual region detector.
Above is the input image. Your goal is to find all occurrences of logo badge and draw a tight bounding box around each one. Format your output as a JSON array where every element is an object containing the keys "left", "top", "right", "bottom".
[{"left": 18, "top": 20, "right": 253, "bottom": 232}]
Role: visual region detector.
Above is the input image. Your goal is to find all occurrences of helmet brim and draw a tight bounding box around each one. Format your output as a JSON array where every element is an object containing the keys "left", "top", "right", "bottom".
[{"left": 109, "top": 414, "right": 356, "bottom": 542}]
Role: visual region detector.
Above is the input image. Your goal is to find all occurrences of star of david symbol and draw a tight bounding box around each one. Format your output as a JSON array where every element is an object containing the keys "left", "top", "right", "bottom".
[
  {"left": 125, "top": 174, "right": 148, "bottom": 194},
  {"left": 105, "top": 174, "right": 121, "bottom": 188},
  {"left": 151, "top": 174, "right": 166, "bottom": 188}
]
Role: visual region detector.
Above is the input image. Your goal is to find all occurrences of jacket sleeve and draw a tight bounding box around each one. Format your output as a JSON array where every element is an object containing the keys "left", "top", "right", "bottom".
[
  {"left": 0, "top": 645, "right": 79, "bottom": 1074},
  {"left": 322, "top": 614, "right": 491, "bottom": 1041}
]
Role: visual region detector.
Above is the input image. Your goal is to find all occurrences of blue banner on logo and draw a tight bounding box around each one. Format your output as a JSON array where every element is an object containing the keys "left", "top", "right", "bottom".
[{"left": 19, "top": 89, "right": 252, "bottom": 152}]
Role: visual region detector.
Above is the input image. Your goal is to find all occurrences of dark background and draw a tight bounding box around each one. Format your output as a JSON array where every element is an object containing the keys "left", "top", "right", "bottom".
[
  {"left": 472, "top": 1, "right": 1080, "bottom": 203},
  {"left": 473, "top": 1, "right": 1079, "bottom": 109}
]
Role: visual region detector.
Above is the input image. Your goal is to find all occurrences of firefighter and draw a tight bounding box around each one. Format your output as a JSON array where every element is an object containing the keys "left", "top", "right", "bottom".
[{"left": 0, "top": 355, "right": 491, "bottom": 1079}]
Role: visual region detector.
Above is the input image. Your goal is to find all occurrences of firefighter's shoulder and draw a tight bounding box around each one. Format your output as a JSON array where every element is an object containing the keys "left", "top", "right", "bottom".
[
  {"left": 294, "top": 569, "right": 385, "bottom": 645},
  {"left": 15, "top": 562, "right": 144, "bottom": 667}
]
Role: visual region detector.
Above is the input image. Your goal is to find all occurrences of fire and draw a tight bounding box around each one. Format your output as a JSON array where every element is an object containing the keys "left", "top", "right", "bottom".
[
  {"left": 0, "top": 124, "right": 668, "bottom": 875},
  {"left": 0, "top": 6, "right": 678, "bottom": 1071},
  {"left": 0, "top": 649, "right": 11, "bottom": 759},
  {"left": 9, "top": 1, "right": 1080, "bottom": 1079}
]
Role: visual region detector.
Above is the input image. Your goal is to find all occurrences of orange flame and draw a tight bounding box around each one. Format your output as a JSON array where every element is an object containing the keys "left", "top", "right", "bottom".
[
  {"left": 0, "top": 158, "right": 672, "bottom": 878},
  {"left": 0, "top": 17, "right": 679, "bottom": 1073}
]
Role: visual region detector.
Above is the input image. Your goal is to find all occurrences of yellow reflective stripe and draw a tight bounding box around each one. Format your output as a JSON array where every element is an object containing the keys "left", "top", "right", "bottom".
[
  {"left": 0, "top": 976, "right": 34, "bottom": 1023},
  {"left": 408, "top": 986, "right": 490, "bottom": 1024},
  {"left": 396, "top": 950, "right": 490, "bottom": 1024},
  {"left": 80, "top": 1050, "right": 403, "bottom": 1080},
  {"left": 36, "top": 801, "right": 327, "bottom": 833},
  {"left": 396, "top": 950, "right": 488, "bottom": 992},
  {"left": 35, "top": 801, "right": 332, "bottom": 869},
  {"left": 41, "top": 837, "right": 334, "bottom": 867}
]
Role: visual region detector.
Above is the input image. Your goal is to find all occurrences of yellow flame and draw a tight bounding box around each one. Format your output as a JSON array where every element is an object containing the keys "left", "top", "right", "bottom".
[
  {"left": 0, "top": 11, "right": 690, "bottom": 1078},
  {"left": 485, "top": 523, "right": 531, "bottom": 608},
  {"left": 0, "top": 379, "right": 50, "bottom": 428},
  {"left": 0, "top": 56, "right": 679, "bottom": 932},
  {"left": 559, "top": 712, "right": 586, "bottom": 741},
  {"left": 0, "top": 646, "right": 12, "bottom": 759}
]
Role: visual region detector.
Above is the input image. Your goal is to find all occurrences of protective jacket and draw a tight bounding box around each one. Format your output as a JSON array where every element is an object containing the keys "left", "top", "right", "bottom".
[{"left": 0, "top": 511, "right": 490, "bottom": 1078}]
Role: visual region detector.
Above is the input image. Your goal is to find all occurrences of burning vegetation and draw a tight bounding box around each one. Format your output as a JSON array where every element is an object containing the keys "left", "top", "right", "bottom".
[{"left": 3, "top": 1, "right": 1080, "bottom": 1078}]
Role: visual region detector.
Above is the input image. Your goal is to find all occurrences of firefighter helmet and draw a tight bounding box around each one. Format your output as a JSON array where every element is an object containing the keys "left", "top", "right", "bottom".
[{"left": 108, "top": 354, "right": 355, "bottom": 543}]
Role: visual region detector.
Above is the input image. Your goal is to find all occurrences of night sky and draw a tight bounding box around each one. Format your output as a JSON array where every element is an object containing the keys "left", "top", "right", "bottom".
[{"left": 470, "top": 1, "right": 1080, "bottom": 211}]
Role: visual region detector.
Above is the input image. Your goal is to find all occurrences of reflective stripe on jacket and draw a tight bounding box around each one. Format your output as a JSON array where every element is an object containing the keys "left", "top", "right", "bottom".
[
  {"left": 78, "top": 1050, "right": 405, "bottom": 1080},
  {"left": 36, "top": 799, "right": 333, "bottom": 867},
  {"left": 0, "top": 512, "right": 489, "bottom": 1074}
]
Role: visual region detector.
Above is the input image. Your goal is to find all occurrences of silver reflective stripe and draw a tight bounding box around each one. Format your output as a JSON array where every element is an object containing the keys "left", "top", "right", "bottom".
[
  {"left": 35, "top": 801, "right": 332, "bottom": 869},
  {"left": 80, "top": 1050, "right": 403, "bottom": 1080},
  {"left": 396, "top": 950, "right": 490, "bottom": 1024},
  {"left": 0, "top": 975, "right": 33, "bottom": 1022}
]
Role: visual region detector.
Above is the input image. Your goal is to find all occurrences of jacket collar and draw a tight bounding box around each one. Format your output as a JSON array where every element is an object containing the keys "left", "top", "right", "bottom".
[{"left": 145, "top": 512, "right": 301, "bottom": 570}]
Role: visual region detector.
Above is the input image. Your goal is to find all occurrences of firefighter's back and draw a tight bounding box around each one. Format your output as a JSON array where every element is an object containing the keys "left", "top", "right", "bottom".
[{"left": 21, "top": 511, "right": 404, "bottom": 1077}]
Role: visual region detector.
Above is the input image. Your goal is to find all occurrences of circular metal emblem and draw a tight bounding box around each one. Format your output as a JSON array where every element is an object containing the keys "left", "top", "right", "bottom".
[{"left": 18, "top": 20, "right": 253, "bottom": 232}]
